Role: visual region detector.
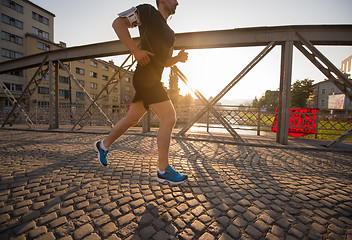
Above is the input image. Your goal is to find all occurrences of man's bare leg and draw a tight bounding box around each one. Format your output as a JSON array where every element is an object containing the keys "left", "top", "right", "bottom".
[
  {"left": 149, "top": 100, "right": 176, "bottom": 171},
  {"left": 103, "top": 101, "right": 147, "bottom": 148}
]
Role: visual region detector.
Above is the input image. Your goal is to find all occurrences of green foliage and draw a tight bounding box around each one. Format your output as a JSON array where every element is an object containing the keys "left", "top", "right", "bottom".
[
  {"left": 252, "top": 90, "right": 279, "bottom": 108},
  {"left": 290, "top": 79, "right": 314, "bottom": 108}
]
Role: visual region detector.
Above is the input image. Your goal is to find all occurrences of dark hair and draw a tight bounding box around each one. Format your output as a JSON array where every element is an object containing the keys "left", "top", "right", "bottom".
[{"left": 156, "top": 0, "right": 160, "bottom": 7}]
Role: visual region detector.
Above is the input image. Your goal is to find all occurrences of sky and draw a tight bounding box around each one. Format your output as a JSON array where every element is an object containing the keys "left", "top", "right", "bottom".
[{"left": 30, "top": 0, "right": 352, "bottom": 104}]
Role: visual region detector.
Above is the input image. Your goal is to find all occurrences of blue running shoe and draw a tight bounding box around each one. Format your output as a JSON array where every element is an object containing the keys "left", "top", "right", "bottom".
[
  {"left": 157, "top": 166, "right": 188, "bottom": 185},
  {"left": 93, "top": 141, "right": 109, "bottom": 166}
]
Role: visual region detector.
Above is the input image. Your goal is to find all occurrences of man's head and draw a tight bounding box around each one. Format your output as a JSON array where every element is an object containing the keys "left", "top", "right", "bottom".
[{"left": 156, "top": 0, "right": 178, "bottom": 15}]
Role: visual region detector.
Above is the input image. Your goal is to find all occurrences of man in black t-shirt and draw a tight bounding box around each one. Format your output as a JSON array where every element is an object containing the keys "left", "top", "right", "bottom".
[{"left": 93, "top": 0, "right": 189, "bottom": 185}]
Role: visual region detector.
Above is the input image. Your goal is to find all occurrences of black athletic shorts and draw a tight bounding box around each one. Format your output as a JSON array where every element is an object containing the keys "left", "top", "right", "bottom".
[{"left": 132, "top": 79, "right": 170, "bottom": 110}]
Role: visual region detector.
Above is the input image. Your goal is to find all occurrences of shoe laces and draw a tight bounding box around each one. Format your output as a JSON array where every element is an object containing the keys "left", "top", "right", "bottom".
[{"left": 103, "top": 149, "right": 110, "bottom": 158}]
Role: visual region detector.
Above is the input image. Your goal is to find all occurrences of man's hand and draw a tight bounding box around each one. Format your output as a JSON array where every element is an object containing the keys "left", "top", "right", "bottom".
[
  {"left": 132, "top": 49, "right": 155, "bottom": 66},
  {"left": 177, "top": 49, "right": 188, "bottom": 63}
]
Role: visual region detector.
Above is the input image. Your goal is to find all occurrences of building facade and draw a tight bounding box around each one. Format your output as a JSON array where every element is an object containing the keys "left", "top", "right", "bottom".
[
  {"left": 1, "top": 0, "right": 134, "bottom": 116},
  {"left": 24, "top": 34, "right": 134, "bottom": 111},
  {"left": 1, "top": 0, "right": 54, "bottom": 106},
  {"left": 310, "top": 54, "right": 352, "bottom": 113}
]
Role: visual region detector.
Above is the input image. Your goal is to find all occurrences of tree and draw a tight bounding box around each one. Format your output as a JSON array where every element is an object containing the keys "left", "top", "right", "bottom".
[
  {"left": 253, "top": 90, "right": 279, "bottom": 108},
  {"left": 252, "top": 97, "right": 259, "bottom": 108},
  {"left": 290, "top": 79, "right": 314, "bottom": 108}
]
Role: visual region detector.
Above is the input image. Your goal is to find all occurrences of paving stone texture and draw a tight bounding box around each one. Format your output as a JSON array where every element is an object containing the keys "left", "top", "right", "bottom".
[{"left": 0, "top": 129, "right": 351, "bottom": 240}]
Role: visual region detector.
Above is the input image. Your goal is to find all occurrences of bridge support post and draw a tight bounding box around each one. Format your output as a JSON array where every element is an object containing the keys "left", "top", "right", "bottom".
[
  {"left": 277, "top": 41, "right": 293, "bottom": 145},
  {"left": 54, "top": 61, "right": 59, "bottom": 129},
  {"left": 48, "top": 61, "right": 54, "bottom": 129}
]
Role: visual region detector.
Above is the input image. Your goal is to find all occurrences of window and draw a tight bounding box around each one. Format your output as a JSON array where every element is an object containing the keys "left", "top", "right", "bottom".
[
  {"left": 59, "top": 76, "right": 69, "bottom": 84},
  {"left": 125, "top": 86, "right": 130, "bottom": 91},
  {"left": 1, "top": 48, "right": 23, "bottom": 59},
  {"left": 77, "top": 60, "right": 85, "bottom": 63},
  {"left": 37, "top": 41, "right": 50, "bottom": 51},
  {"left": 59, "top": 63, "right": 70, "bottom": 70},
  {"left": 76, "top": 68, "right": 85, "bottom": 75},
  {"left": 102, "top": 95, "right": 108, "bottom": 101},
  {"left": 90, "top": 71, "right": 97, "bottom": 78},
  {"left": 102, "top": 65, "right": 109, "bottom": 71},
  {"left": 43, "top": 73, "right": 50, "bottom": 80},
  {"left": 90, "top": 61, "right": 98, "bottom": 67},
  {"left": 8, "top": 70, "right": 23, "bottom": 77},
  {"left": 113, "top": 88, "right": 118, "bottom": 93},
  {"left": 90, "top": 82, "right": 98, "bottom": 89},
  {"left": 59, "top": 89, "right": 69, "bottom": 98},
  {"left": 1, "top": 31, "right": 23, "bottom": 45},
  {"left": 32, "top": 27, "right": 49, "bottom": 40},
  {"left": 330, "top": 88, "right": 335, "bottom": 94},
  {"left": 5, "top": 99, "right": 13, "bottom": 107},
  {"left": 321, "top": 100, "right": 325, "bottom": 106},
  {"left": 38, "top": 86, "right": 49, "bottom": 94},
  {"left": 2, "top": 0, "right": 23, "bottom": 13},
  {"left": 112, "top": 97, "right": 118, "bottom": 102},
  {"left": 59, "top": 102, "right": 70, "bottom": 108},
  {"left": 321, "top": 88, "right": 326, "bottom": 94},
  {"left": 124, "top": 77, "right": 131, "bottom": 82},
  {"left": 4, "top": 83, "right": 22, "bottom": 92},
  {"left": 38, "top": 101, "right": 49, "bottom": 108},
  {"left": 32, "top": 12, "right": 49, "bottom": 25},
  {"left": 1, "top": 14, "right": 23, "bottom": 29},
  {"left": 102, "top": 75, "right": 108, "bottom": 81},
  {"left": 76, "top": 92, "right": 84, "bottom": 99}
]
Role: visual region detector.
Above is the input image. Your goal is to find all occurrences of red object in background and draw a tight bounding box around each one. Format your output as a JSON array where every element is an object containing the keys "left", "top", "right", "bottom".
[{"left": 271, "top": 108, "right": 318, "bottom": 137}]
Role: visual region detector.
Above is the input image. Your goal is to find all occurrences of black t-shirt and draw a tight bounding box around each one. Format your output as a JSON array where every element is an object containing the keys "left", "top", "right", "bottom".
[{"left": 133, "top": 4, "right": 175, "bottom": 89}]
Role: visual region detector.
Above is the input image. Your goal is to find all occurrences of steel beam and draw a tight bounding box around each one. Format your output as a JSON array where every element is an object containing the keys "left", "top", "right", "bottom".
[
  {"left": 173, "top": 66, "right": 244, "bottom": 142},
  {"left": 57, "top": 61, "right": 114, "bottom": 129},
  {"left": 0, "top": 25, "right": 351, "bottom": 74},
  {"left": 1, "top": 56, "right": 48, "bottom": 127},
  {"left": 54, "top": 61, "right": 59, "bottom": 129},
  {"left": 276, "top": 41, "right": 294, "bottom": 145},
  {"left": 294, "top": 32, "right": 352, "bottom": 101},
  {"left": 178, "top": 42, "right": 276, "bottom": 136},
  {"left": 48, "top": 61, "right": 54, "bottom": 129}
]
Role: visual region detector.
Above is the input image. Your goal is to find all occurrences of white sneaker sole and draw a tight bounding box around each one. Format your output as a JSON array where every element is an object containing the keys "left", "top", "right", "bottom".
[
  {"left": 157, "top": 177, "right": 187, "bottom": 185},
  {"left": 93, "top": 141, "right": 107, "bottom": 167}
]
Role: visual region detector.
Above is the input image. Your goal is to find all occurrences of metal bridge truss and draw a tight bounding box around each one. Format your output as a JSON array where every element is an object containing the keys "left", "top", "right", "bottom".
[
  {"left": 0, "top": 25, "right": 351, "bottom": 147},
  {"left": 175, "top": 41, "right": 276, "bottom": 141},
  {"left": 1, "top": 56, "right": 49, "bottom": 128},
  {"left": 68, "top": 54, "right": 137, "bottom": 130},
  {"left": 293, "top": 32, "right": 352, "bottom": 147}
]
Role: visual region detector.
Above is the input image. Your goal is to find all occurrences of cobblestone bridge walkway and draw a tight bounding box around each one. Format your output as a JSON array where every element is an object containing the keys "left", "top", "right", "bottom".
[{"left": 0, "top": 130, "right": 351, "bottom": 239}]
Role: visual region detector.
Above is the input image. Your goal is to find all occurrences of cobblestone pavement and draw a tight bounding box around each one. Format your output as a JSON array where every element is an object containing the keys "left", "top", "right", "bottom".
[{"left": 0, "top": 130, "right": 351, "bottom": 240}]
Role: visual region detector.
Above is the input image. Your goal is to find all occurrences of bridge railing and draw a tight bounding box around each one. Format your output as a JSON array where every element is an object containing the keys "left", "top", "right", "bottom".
[{"left": 2, "top": 103, "right": 351, "bottom": 140}]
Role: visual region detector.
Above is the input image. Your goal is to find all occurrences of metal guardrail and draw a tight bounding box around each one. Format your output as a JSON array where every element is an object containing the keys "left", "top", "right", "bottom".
[{"left": 2, "top": 104, "right": 351, "bottom": 140}]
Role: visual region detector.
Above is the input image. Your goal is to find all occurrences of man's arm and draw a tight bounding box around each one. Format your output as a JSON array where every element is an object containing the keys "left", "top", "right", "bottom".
[
  {"left": 164, "top": 49, "right": 188, "bottom": 67},
  {"left": 112, "top": 16, "right": 154, "bottom": 66}
]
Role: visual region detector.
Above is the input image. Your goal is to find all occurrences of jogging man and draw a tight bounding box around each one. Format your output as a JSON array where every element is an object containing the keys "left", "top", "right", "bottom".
[{"left": 93, "top": 0, "right": 188, "bottom": 184}]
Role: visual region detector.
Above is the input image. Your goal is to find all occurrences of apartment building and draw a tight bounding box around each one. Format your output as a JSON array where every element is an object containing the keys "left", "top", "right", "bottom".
[
  {"left": 341, "top": 54, "right": 352, "bottom": 78},
  {"left": 25, "top": 34, "right": 134, "bottom": 111},
  {"left": 310, "top": 54, "right": 352, "bottom": 113},
  {"left": 1, "top": 0, "right": 54, "bottom": 106},
  {"left": 1, "top": 0, "right": 134, "bottom": 113}
]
